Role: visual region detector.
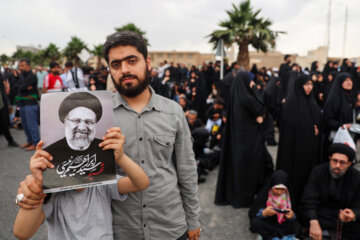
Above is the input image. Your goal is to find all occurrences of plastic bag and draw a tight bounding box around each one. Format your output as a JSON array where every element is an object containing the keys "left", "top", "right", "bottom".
[{"left": 333, "top": 126, "right": 356, "bottom": 152}]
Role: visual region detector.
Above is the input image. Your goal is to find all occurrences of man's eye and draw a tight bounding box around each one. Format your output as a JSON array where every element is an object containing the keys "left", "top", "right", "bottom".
[
  {"left": 112, "top": 63, "right": 120, "bottom": 69},
  {"left": 129, "top": 59, "right": 137, "bottom": 64}
]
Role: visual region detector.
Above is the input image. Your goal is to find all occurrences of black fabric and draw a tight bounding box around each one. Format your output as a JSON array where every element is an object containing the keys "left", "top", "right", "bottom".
[
  {"left": 215, "top": 71, "right": 272, "bottom": 208},
  {"left": 150, "top": 77, "right": 170, "bottom": 99},
  {"left": 328, "top": 143, "right": 355, "bottom": 161},
  {"left": 300, "top": 163, "right": 360, "bottom": 240},
  {"left": 248, "top": 171, "right": 301, "bottom": 238},
  {"left": 323, "top": 72, "right": 354, "bottom": 132},
  {"left": 276, "top": 74, "right": 321, "bottom": 207},
  {"left": 263, "top": 76, "right": 281, "bottom": 121},
  {"left": 42, "top": 138, "right": 115, "bottom": 190},
  {"left": 16, "top": 70, "right": 38, "bottom": 106}
]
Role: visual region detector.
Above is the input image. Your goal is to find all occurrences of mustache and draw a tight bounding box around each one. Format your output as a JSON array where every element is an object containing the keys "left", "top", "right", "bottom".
[
  {"left": 120, "top": 74, "right": 139, "bottom": 82},
  {"left": 73, "top": 129, "right": 90, "bottom": 137}
]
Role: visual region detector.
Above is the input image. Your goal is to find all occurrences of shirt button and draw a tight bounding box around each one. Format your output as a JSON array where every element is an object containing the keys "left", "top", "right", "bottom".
[
  {"left": 139, "top": 137, "right": 143, "bottom": 141},
  {"left": 166, "top": 142, "right": 170, "bottom": 146},
  {"left": 144, "top": 224, "right": 147, "bottom": 227},
  {"left": 138, "top": 115, "right": 141, "bottom": 119},
  {"left": 141, "top": 160, "right": 145, "bottom": 164},
  {"left": 143, "top": 204, "right": 146, "bottom": 208}
]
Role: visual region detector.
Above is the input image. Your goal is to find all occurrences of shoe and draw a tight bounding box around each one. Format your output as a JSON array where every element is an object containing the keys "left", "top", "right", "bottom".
[
  {"left": 20, "top": 142, "right": 31, "bottom": 148},
  {"left": 25, "top": 145, "right": 36, "bottom": 151},
  {"left": 8, "top": 140, "right": 19, "bottom": 147},
  {"left": 198, "top": 176, "right": 206, "bottom": 184},
  {"left": 267, "top": 139, "right": 277, "bottom": 146}
]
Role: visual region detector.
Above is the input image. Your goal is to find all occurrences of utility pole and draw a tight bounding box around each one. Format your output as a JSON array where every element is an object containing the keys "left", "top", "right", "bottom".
[
  {"left": 342, "top": 6, "right": 348, "bottom": 58},
  {"left": 326, "top": 0, "right": 331, "bottom": 58}
]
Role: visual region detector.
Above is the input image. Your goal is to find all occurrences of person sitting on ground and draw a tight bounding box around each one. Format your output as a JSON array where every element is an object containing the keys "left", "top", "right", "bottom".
[
  {"left": 13, "top": 127, "right": 149, "bottom": 239},
  {"left": 301, "top": 143, "right": 360, "bottom": 240},
  {"left": 205, "top": 97, "right": 224, "bottom": 133},
  {"left": 249, "top": 170, "right": 301, "bottom": 240}
]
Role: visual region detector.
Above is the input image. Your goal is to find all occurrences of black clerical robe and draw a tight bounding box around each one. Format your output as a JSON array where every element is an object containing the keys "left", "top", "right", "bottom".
[{"left": 301, "top": 163, "right": 360, "bottom": 240}]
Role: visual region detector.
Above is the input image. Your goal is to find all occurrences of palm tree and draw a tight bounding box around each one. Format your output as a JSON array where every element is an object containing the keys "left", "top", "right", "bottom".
[
  {"left": 92, "top": 44, "right": 103, "bottom": 69},
  {"left": 43, "top": 43, "right": 60, "bottom": 62},
  {"left": 114, "top": 23, "right": 150, "bottom": 46},
  {"left": 63, "top": 36, "right": 88, "bottom": 64},
  {"left": 208, "top": 0, "right": 284, "bottom": 70},
  {"left": 0, "top": 54, "right": 10, "bottom": 65}
]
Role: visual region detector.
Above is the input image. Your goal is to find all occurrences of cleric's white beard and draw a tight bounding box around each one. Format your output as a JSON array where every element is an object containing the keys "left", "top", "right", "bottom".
[{"left": 65, "top": 128, "right": 95, "bottom": 151}]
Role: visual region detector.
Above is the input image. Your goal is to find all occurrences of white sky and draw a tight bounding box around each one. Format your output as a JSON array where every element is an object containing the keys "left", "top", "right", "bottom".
[{"left": 0, "top": 0, "right": 358, "bottom": 58}]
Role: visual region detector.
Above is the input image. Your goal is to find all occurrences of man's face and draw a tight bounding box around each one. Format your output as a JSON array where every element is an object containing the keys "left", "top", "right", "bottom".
[
  {"left": 108, "top": 45, "right": 151, "bottom": 98},
  {"left": 187, "top": 114, "right": 197, "bottom": 125},
  {"left": 179, "top": 98, "right": 186, "bottom": 108},
  {"left": 64, "top": 107, "right": 96, "bottom": 150},
  {"left": 329, "top": 153, "right": 351, "bottom": 179},
  {"left": 19, "top": 61, "right": 30, "bottom": 73}
]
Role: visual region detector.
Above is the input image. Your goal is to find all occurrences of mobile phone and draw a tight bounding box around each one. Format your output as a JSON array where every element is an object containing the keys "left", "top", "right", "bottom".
[{"left": 274, "top": 208, "right": 290, "bottom": 214}]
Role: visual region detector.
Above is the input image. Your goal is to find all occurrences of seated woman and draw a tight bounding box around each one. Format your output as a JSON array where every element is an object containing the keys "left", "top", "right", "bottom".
[{"left": 248, "top": 170, "right": 301, "bottom": 240}]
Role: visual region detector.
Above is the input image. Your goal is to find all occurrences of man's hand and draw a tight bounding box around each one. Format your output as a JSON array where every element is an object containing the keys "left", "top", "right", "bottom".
[
  {"left": 188, "top": 227, "right": 201, "bottom": 240},
  {"left": 99, "top": 127, "right": 125, "bottom": 164},
  {"left": 30, "top": 141, "right": 54, "bottom": 187},
  {"left": 262, "top": 206, "right": 276, "bottom": 217},
  {"left": 343, "top": 123, "right": 352, "bottom": 129},
  {"left": 309, "top": 219, "right": 322, "bottom": 240},
  {"left": 339, "top": 209, "right": 356, "bottom": 223},
  {"left": 256, "top": 116, "right": 264, "bottom": 124},
  {"left": 17, "top": 175, "right": 46, "bottom": 210},
  {"left": 314, "top": 125, "right": 319, "bottom": 136}
]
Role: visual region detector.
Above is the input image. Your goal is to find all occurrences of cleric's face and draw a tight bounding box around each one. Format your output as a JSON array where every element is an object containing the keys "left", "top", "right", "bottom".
[{"left": 64, "top": 107, "right": 96, "bottom": 150}]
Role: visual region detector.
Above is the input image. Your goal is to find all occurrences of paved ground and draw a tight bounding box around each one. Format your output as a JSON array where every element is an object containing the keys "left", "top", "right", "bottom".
[{"left": 1, "top": 128, "right": 358, "bottom": 239}]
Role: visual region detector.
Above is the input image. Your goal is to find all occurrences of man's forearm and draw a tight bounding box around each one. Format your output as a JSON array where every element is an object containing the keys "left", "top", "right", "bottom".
[{"left": 13, "top": 205, "right": 45, "bottom": 240}]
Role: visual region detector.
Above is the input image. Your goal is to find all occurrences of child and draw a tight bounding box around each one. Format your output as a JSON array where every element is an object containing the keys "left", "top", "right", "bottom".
[
  {"left": 13, "top": 127, "right": 149, "bottom": 239},
  {"left": 248, "top": 171, "right": 301, "bottom": 240}
]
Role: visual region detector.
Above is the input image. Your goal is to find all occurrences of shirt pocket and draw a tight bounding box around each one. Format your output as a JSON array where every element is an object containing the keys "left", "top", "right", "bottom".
[{"left": 153, "top": 135, "right": 176, "bottom": 168}]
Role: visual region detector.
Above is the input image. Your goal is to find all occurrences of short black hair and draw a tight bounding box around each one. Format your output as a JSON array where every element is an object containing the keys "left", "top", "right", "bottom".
[
  {"left": 19, "top": 58, "right": 31, "bottom": 66},
  {"left": 49, "top": 62, "right": 59, "bottom": 69},
  {"left": 214, "top": 97, "right": 224, "bottom": 106},
  {"left": 65, "top": 61, "right": 73, "bottom": 68},
  {"left": 103, "top": 31, "right": 148, "bottom": 63},
  {"left": 284, "top": 54, "right": 290, "bottom": 61}
]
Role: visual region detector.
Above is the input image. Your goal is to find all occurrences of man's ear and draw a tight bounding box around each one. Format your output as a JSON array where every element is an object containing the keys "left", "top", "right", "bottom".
[{"left": 146, "top": 56, "right": 151, "bottom": 72}]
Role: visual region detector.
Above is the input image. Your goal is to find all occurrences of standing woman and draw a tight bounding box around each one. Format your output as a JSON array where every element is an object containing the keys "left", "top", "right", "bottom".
[
  {"left": 276, "top": 74, "right": 321, "bottom": 207},
  {"left": 215, "top": 71, "right": 272, "bottom": 208}
]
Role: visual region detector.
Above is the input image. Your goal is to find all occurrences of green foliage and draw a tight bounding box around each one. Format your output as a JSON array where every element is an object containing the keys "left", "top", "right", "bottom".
[
  {"left": 0, "top": 54, "right": 10, "bottom": 65},
  {"left": 43, "top": 43, "right": 60, "bottom": 62},
  {"left": 114, "top": 23, "right": 150, "bottom": 46},
  {"left": 91, "top": 44, "right": 103, "bottom": 57},
  {"left": 208, "top": 0, "right": 284, "bottom": 52},
  {"left": 63, "top": 36, "right": 88, "bottom": 62}
]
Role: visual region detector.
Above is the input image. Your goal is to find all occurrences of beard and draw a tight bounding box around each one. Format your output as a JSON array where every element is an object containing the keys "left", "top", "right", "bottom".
[
  {"left": 329, "top": 164, "right": 348, "bottom": 179},
  {"left": 65, "top": 127, "right": 95, "bottom": 150},
  {"left": 111, "top": 68, "right": 151, "bottom": 97}
]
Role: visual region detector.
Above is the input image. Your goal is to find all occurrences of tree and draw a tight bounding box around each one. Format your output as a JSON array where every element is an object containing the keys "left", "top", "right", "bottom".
[
  {"left": 63, "top": 36, "right": 88, "bottom": 63},
  {"left": 43, "top": 43, "right": 60, "bottom": 62},
  {"left": 114, "top": 23, "right": 150, "bottom": 46},
  {"left": 91, "top": 44, "right": 103, "bottom": 69},
  {"left": 0, "top": 54, "right": 10, "bottom": 65},
  {"left": 208, "top": 0, "right": 284, "bottom": 70}
]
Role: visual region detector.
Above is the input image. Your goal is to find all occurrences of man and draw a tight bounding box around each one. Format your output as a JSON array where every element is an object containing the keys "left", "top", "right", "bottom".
[
  {"left": 187, "top": 110, "right": 203, "bottom": 133},
  {"left": 301, "top": 143, "right": 360, "bottom": 240},
  {"left": 17, "top": 58, "right": 40, "bottom": 151},
  {"left": 279, "top": 54, "right": 291, "bottom": 82},
  {"left": 103, "top": 31, "right": 201, "bottom": 240},
  {"left": 62, "top": 61, "right": 87, "bottom": 91},
  {"left": 43, "top": 62, "right": 63, "bottom": 93},
  {"left": 36, "top": 65, "right": 47, "bottom": 94},
  {"left": 41, "top": 92, "right": 114, "bottom": 189}
]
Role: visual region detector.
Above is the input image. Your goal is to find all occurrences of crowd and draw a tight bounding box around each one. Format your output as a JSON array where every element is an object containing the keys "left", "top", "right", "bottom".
[{"left": 1, "top": 32, "right": 360, "bottom": 239}]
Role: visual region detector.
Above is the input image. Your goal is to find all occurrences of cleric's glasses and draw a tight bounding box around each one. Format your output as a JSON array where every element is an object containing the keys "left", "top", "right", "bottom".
[{"left": 65, "top": 118, "right": 96, "bottom": 126}]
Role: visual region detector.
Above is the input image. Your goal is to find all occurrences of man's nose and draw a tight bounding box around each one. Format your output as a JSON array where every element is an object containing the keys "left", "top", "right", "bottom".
[{"left": 121, "top": 62, "right": 130, "bottom": 75}]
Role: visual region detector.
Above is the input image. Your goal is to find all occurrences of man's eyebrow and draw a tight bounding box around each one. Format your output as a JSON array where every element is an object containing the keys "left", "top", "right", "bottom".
[{"left": 110, "top": 55, "right": 138, "bottom": 65}]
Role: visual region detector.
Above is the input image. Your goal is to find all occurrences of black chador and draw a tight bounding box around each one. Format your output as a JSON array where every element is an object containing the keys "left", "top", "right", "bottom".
[
  {"left": 215, "top": 71, "right": 272, "bottom": 208},
  {"left": 276, "top": 74, "right": 320, "bottom": 206}
]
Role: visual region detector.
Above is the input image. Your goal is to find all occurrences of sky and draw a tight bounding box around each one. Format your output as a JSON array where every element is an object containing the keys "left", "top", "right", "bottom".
[{"left": 0, "top": 0, "right": 359, "bottom": 59}]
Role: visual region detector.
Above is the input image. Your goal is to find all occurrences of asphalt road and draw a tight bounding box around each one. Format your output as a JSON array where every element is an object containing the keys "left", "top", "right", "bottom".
[{"left": 2, "top": 128, "right": 358, "bottom": 240}]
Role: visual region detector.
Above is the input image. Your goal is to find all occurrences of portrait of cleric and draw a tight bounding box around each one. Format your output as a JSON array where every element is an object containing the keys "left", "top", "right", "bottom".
[{"left": 41, "top": 91, "right": 116, "bottom": 192}]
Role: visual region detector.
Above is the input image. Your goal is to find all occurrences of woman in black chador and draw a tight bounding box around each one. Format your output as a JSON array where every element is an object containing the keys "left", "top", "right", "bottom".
[
  {"left": 248, "top": 171, "right": 301, "bottom": 239},
  {"left": 215, "top": 71, "right": 272, "bottom": 208},
  {"left": 276, "top": 74, "right": 321, "bottom": 207}
]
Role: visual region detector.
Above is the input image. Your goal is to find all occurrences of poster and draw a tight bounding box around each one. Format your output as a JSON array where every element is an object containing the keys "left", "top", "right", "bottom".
[{"left": 40, "top": 91, "right": 116, "bottom": 193}]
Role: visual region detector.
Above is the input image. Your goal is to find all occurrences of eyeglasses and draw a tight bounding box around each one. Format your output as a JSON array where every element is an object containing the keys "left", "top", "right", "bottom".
[
  {"left": 330, "top": 158, "right": 348, "bottom": 166},
  {"left": 66, "top": 118, "right": 96, "bottom": 126}
]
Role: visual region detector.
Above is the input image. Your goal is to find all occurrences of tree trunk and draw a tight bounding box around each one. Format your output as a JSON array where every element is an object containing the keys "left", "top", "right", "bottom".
[
  {"left": 97, "top": 56, "right": 102, "bottom": 70},
  {"left": 237, "top": 39, "right": 250, "bottom": 71}
]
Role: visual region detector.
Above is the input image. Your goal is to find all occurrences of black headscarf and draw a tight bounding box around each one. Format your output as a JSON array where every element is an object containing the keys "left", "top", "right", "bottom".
[{"left": 323, "top": 72, "right": 355, "bottom": 131}]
